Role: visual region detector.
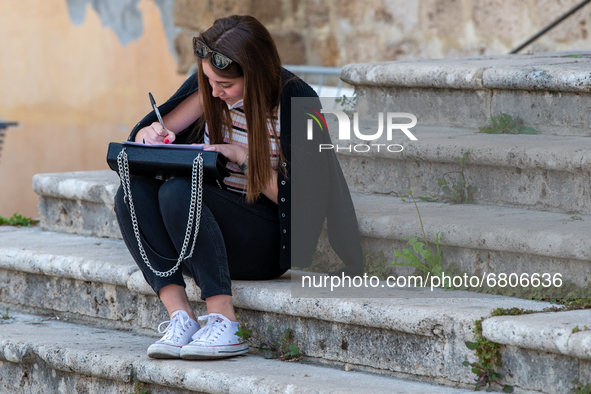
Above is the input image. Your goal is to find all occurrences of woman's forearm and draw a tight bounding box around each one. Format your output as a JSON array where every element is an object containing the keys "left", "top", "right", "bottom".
[
  {"left": 162, "top": 90, "right": 203, "bottom": 133},
  {"left": 135, "top": 90, "right": 203, "bottom": 143}
]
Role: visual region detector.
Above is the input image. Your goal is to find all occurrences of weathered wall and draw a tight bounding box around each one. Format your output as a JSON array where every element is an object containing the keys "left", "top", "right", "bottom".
[
  {"left": 172, "top": 0, "right": 591, "bottom": 72},
  {"left": 0, "top": 0, "right": 185, "bottom": 218}
]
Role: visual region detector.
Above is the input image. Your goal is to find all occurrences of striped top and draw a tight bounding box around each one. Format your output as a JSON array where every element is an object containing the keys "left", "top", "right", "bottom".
[{"left": 204, "top": 104, "right": 280, "bottom": 195}]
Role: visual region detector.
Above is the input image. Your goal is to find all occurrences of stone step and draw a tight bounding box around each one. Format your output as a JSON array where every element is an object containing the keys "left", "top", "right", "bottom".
[
  {"left": 330, "top": 126, "right": 591, "bottom": 214},
  {"left": 1, "top": 226, "right": 576, "bottom": 393},
  {"left": 482, "top": 310, "right": 591, "bottom": 393},
  {"left": 348, "top": 193, "right": 591, "bottom": 289},
  {"left": 341, "top": 51, "right": 591, "bottom": 137},
  {"left": 33, "top": 171, "right": 591, "bottom": 288},
  {"left": 33, "top": 170, "right": 121, "bottom": 239},
  {"left": 0, "top": 312, "right": 473, "bottom": 394}
]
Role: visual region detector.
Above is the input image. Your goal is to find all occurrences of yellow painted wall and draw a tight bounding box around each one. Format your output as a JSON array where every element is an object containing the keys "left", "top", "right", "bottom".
[{"left": 0, "top": 0, "right": 186, "bottom": 218}]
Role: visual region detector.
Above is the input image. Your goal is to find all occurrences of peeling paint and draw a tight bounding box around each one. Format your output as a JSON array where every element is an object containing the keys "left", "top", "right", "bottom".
[{"left": 65, "top": 0, "right": 178, "bottom": 58}]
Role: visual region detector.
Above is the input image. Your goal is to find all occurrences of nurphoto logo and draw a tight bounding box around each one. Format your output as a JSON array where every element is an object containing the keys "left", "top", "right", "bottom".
[{"left": 305, "top": 107, "right": 418, "bottom": 153}]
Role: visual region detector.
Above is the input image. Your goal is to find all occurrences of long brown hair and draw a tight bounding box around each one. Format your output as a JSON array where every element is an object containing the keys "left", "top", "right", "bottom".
[{"left": 196, "top": 15, "right": 283, "bottom": 203}]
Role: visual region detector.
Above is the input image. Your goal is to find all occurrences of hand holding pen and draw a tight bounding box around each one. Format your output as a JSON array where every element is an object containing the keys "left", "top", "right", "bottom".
[{"left": 142, "top": 92, "right": 176, "bottom": 145}]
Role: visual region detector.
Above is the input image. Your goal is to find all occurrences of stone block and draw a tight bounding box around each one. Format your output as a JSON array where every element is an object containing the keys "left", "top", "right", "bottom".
[
  {"left": 0, "top": 269, "right": 140, "bottom": 329},
  {"left": 0, "top": 316, "right": 474, "bottom": 393},
  {"left": 333, "top": 0, "right": 378, "bottom": 25},
  {"left": 343, "top": 34, "right": 382, "bottom": 64},
  {"left": 490, "top": 89, "right": 591, "bottom": 136},
  {"left": 334, "top": 193, "right": 591, "bottom": 289},
  {"left": 0, "top": 231, "right": 546, "bottom": 356},
  {"left": 481, "top": 60, "right": 591, "bottom": 93},
  {"left": 378, "top": 0, "right": 419, "bottom": 31},
  {"left": 533, "top": 0, "right": 591, "bottom": 42},
  {"left": 174, "top": 30, "right": 196, "bottom": 75},
  {"left": 234, "top": 307, "right": 467, "bottom": 382},
  {"left": 6, "top": 227, "right": 583, "bottom": 391},
  {"left": 248, "top": 0, "right": 284, "bottom": 24},
  {"left": 174, "top": 0, "right": 285, "bottom": 30},
  {"left": 211, "top": 0, "right": 251, "bottom": 19},
  {"left": 172, "top": 0, "right": 213, "bottom": 31},
  {"left": 0, "top": 361, "right": 157, "bottom": 394},
  {"left": 0, "top": 268, "right": 510, "bottom": 387},
  {"left": 342, "top": 52, "right": 591, "bottom": 135},
  {"left": 33, "top": 170, "right": 121, "bottom": 239},
  {"left": 38, "top": 196, "right": 121, "bottom": 239},
  {"left": 483, "top": 310, "right": 591, "bottom": 360},
  {"left": 421, "top": 0, "right": 464, "bottom": 37},
  {"left": 0, "top": 228, "right": 137, "bottom": 286},
  {"left": 33, "top": 170, "right": 119, "bottom": 205},
  {"left": 351, "top": 192, "right": 591, "bottom": 262},
  {"left": 29, "top": 163, "right": 591, "bottom": 284},
  {"left": 310, "top": 34, "right": 340, "bottom": 67},
  {"left": 304, "top": 0, "right": 330, "bottom": 28},
  {"left": 272, "top": 31, "right": 306, "bottom": 65},
  {"left": 342, "top": 52, "right": 591, "bottom": 92},
  {"left": 352, "top": 85, "right": 491, "bottom": 130},
  {"left": 499, "top": 346, "right": 591, "bottom": 394},
  {"left": 443, "top": 45, "right": 488, "bottom": 59},
  {"left": 384, "top": 39, "right": 426, "bottom": 61},
  {"left": 472, "top": 0, "right": 527, "bottom": 40},
  {"left": 353, "top": 230, "right": 591, "bottom": 298},
  {"left": 287, "top": 0, "right": 299, "bottom": 17},
  {"left": 333, "top": 127, "right": 591, "bottom": 213}
]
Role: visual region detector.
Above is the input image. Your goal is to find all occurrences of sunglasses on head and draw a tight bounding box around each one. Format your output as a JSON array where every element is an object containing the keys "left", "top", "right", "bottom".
[{"left": 193, "top": 37, "right": 233, "bottom": 70}]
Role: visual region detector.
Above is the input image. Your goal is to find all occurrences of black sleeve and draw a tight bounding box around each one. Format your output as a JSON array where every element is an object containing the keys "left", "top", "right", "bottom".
[{"left": 127, "top": 73, "right": 200, "bottom": 142}]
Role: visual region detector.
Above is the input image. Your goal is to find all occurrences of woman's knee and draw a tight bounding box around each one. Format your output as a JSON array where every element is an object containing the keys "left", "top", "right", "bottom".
[
  {"left": 130, "top": 175, "right": 161, "bottom": 195},
  {"left": 118, "top": 176, "right": 160, "bottom": 203},
  {"left": 116, "top": 176, "right": 163, "bottom": 221},
  {"left": 158, "top": 177, "right": 192, "bottom": 218}
]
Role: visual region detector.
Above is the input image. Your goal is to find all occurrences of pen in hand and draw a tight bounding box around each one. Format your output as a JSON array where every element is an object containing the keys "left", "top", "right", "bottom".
[{"left": 148, "top": 92, "right": 172, "bottom": 144}]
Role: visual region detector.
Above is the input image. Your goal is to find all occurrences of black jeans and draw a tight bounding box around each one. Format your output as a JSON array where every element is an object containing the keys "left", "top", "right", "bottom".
[{"left": 114, "top": 176, "right": 286, "bottom": 299}]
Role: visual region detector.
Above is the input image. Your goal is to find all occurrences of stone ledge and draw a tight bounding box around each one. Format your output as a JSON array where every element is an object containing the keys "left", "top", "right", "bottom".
[
  {"left": 0, "top": 227, "right": 134, "bottom": 286},
  {"left": 332, "top": 126, "right": 591, "bottom": 214},
  {"left": 31, "top": 172, "right": 591, "bottom": 265},
  {"left": 0, "top": 228, "right": 548, "bottom": 337},
  {"left": 353, "top": 194, "right": 591, "bottom": 264},
  {"left": 32, "top": 170, "right": 120, "bottom": 205},
  {"left": 34, "top": 170, "right": 122, "bottom": 239},
  {"left": 33, "top": 130, "right": 591, "bottom": 190},
  {"left": 0, "top": 313, "right": 471, "bottom": 394},
  {"left": 483, "top": 309, "right": 591, "bottom": 360},
  {"left": 342, "top": 51, "right": 591, "bottom": 92},
  {"left": 5, "top": 229, "right": 589, "bottom": 392},
  {"left": 330, "top": 125, "right": 591, "bottom": 174}
]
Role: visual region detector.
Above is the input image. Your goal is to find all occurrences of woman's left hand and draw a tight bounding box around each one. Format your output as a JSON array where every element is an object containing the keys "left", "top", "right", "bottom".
[{"left": 203, "top": 144, "right": 248, "bottom": 168}]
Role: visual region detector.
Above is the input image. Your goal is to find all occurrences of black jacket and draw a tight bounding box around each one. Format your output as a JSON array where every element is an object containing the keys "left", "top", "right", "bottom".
[{"left": 128, "top": 69, "right": 363, "bottom": 274}]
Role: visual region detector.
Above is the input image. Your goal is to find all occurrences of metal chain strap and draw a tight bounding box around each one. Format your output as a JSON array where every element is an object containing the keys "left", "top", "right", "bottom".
[{"left": 117, "top": 147, "right": 204, "bottom": 277}]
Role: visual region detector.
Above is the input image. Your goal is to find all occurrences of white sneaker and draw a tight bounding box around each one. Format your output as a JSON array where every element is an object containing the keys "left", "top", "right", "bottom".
[
  {"left": 147, "top": 310, "right": 198, "bottom": 359},
  {"left": 180, "top": 313, "right": 249, "bottom": 360}
]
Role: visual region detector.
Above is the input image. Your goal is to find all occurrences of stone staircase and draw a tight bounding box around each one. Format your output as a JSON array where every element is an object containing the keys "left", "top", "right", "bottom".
[
  {"left": 1, "top": 51, "right": 590, "bottom": 393},
  {"left": 334, "top": 51, "right": 591, "bottom": 283}
]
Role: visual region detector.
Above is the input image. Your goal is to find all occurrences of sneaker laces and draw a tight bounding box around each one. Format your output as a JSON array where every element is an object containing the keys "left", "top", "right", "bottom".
[
  {"left": 157, "top": 311, "right": 191, "bottom": 344},
  {"left": 195, "top": 313, "right": 229, "bottom": 344}
]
